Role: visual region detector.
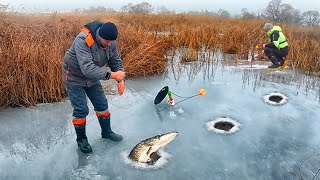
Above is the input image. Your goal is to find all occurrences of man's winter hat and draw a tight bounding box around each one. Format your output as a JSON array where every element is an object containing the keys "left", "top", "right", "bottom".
[
  {"left": 263, "top": 23, "right": 273, "bottom": 30},
  {"left": 99, "top": 22, "right": 118, "bottom": 40}
]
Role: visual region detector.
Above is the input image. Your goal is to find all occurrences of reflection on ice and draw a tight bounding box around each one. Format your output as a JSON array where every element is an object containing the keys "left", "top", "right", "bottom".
[
  {"left": 169, "top": 111, "right": 176, "bottom": 118},
  {"left": 177, "top": 107, "right": 184, "bottom": 114},
  {"left": 121, "top": 149, "right": 171, "bottom": 170},
  {"left": 226, "top": 63, "right": 269, "bottom": 70},
  {"left": 155, "top": 105, "right": 185, "bottom": 121},
  {"left": 68, "top": 163, "right": 105, "bottom": 180}
]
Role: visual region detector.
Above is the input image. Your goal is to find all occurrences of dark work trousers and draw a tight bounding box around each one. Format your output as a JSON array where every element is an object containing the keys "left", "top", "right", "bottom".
[
  {"left": 264, "top": 46, "right": 289, "bottom": 65},
  {"left": 66, "top": 83, "right": 108, "bottom": 119}
]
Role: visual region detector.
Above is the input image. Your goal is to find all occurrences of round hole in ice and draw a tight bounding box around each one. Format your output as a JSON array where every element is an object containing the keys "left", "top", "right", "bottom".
[
  {"left": 206, "top": 117, "right": 241, "bottom": 134},
  {"left": 263, "top": 92, "right": 287, "bottom": 106},
  {"left": 121, "top": 149, "right": 171, "bottom": 170},
  {"left": 214, "top": 121, "right": 234, "bottom": 131},
  {"left": 269, "top": 95, "right": 283, "bottom": 103}
]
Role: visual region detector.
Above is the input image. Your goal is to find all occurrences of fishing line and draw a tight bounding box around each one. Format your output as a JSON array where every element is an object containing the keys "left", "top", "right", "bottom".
[
  {"left": 298, "top": 152, "right": 320, "bottom": 180},
  {"left": 105, "top": 90, "right": 133, "bottom": 110},
  {"left": 312, "top": 168, "right": 320, "bottom": 180},
  {"left": 171, "top": 92, "right": 194, "bottom": 99},
  {"left": 106, "top": 86, "right": 206, "bottom": 112},
  {"left": 156, "top": 94, "right": 200, "bottom": 112},
  {"left": 154, "top": 86, "right": 206, "bottom": 112},
  {"left": 108, "top": 100, "right": 131, "bottom": 109},
  {"left": 173, "top": 94, "right": 199, "bottom": 105}
]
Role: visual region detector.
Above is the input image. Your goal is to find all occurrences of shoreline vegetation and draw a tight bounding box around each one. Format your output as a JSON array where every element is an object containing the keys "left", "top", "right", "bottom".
[{"left": 0, "top": 12, "right": 319, "bottom": 107}]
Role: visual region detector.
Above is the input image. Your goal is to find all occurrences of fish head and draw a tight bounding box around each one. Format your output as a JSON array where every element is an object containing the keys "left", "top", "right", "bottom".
[
  {"left": 129, "top": 131, "right": 178, "bottom": 163},
  {"left": 144, "top": 131, "right": 178, "bottom": 148}
]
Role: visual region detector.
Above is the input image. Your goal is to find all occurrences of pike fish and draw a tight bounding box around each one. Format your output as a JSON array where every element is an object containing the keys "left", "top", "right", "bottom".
[{"left": 128, "top": 132, "right": 178, "bottom": 164}]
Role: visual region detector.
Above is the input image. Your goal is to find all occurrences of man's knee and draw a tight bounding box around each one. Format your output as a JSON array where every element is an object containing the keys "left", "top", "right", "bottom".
[
  {"left": 96, "top": 101, "right": 108, "bottom": 112},
  {"left": 264, "top": 47, "right": 272, "bottom": 54},
  {"left": 73, "top": 107, "right": 89, "bottom": 119},
  {"left": 86, "top": 84, "right": 109, "bottom": 112},
  {"left": 90, "top": 94, "right": 108, "bottom": 112}
]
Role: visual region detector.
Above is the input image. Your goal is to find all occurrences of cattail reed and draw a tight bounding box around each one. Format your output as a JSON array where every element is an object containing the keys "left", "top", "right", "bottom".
[{"left": 0, "top": 12, "right": 319, "bottom": 107}]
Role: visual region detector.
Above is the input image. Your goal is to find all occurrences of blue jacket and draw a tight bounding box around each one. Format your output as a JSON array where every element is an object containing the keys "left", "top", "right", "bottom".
[{"left": 62, "top": 20, "right": 124, "bottom": 87}]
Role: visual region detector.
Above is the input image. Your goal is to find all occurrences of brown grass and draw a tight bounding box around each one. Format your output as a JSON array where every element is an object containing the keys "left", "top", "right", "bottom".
[
  {"left": 118, "top": 25, "right": 171, "bottom": 77},
  {"left": 0, "top": 12, "right": 319, "bottom": 107},
  {"left": 0, "top": 16, "right": 80, "bottom": 107},
  {"left": 118, "top": 14, "right": 320, "bottom": 72}
]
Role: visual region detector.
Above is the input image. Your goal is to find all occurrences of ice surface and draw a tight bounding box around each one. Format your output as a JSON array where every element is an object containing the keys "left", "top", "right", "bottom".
[
  {"left": 177, "top": 107, "right": 184, "bottom": 114},
  {"left": 0, "top": 58, "right": 320, "bottom": 180}
]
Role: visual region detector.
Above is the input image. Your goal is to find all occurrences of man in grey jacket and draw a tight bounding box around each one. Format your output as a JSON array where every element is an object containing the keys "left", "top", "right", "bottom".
[{"left": 62, "top": 20, "right": 125, "bottom": 153}]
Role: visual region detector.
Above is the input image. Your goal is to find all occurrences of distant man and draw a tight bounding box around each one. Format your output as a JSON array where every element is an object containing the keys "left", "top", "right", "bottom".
[
  {"left": 261, "top": 23, "right": 289, "bottom": 70},
  {"left": 62, "top": 21, "right": 125, "bottom": 153}
]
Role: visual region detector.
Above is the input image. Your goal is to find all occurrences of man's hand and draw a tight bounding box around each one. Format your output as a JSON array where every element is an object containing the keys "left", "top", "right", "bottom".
[
  {"left": 110, "top": 71, "right": 125, "bottom": 82},
  {"left": 117, "top": 80, "right": 125, "bottom": 96},
  {"left": 261, "top": 50, "right": 264, "bottom": 55}
]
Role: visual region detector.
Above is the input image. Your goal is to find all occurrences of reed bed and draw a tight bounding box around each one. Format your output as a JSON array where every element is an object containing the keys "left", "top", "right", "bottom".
[
  {"left": 118, "top": 14, "right": 320, "bottom": 72},
  {"left": 0, "top": 16, "right": 80, "bottom": 107},
  {"left": 0, "top": 12, "right": 319, "bottom": 107},
  {"left": 0, "top": 13, "right": 171, "bottom": 107},
  {"left": 118, "top": 25, "right": 171, "bottom": 77}
]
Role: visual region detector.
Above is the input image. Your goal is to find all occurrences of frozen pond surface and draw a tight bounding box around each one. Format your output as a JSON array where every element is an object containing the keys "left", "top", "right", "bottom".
[{"left": 1, "top": 59, "right": 320, "bottom": 180}]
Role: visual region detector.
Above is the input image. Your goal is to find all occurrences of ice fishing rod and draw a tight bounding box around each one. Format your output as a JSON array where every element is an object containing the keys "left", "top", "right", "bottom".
[{"left": 154, "top": 86, "right": 206, "bottom": 112}]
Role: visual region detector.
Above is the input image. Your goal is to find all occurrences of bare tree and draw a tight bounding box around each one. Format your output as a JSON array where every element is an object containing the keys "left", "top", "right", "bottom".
[
  {"left": 128, "top": 2, "right": 153, "bottom": 14},
  {"left": 121, "top": 3, "right": 132, "bottom": 13},
  {"left": 105, "top": 8, "right": 116, "bottom": 13},
  {"left": 73, "top": 8, "right": 82, "bottom": 13},
  {"left": 263, "top": 0, "right": 303, "bottom": 24},
  {"left": 185, "top": 10, "right": 217, "bottom": 16},
  {"left": 157, "top": 6, "right": 175, "bottom": 14},
  {"left": 94, "top": 6, "right": 107, "bottom": 13},
  {"left": 302, "top": 10, "right": 320, "bottom": 27},
  {"left": 0, "top": 3, "right": 8, "bottom": 22},
  {"left": 0, "top": 3, "right": 8, "bottom": 13},
  {"left": 218, "top": 9, "right": 231, "bottom": 18},
  {"left": 82, "top": 6, "right": 109, "bottom": 13},
  {"left": 264, "top": 0, "right": 282, "bottom": 22},
  {"left": 291, "top": 9, "right": 302, "bottom": 24},
  {"left": 241, "top": 8, "right": 256, "bottom": 19},
  {"left": 279, "top": 3, "right": 301, "bottom": 24}
]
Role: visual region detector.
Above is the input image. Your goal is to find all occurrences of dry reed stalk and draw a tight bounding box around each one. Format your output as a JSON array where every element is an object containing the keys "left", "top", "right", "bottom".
[
  {"left": 0, "top": 15, "right": 79, "bottom": 107},
  {"left": 118, "top": 25, "right": 170, "bottom": 77}
]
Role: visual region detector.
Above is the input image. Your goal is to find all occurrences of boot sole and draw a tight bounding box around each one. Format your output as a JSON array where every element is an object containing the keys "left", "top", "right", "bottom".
[
  {"left": 77, "top": 140, "right": 93, "bottom": 153},
  {"left": 280, "top": 60, "right": 288, "bottom": 69},
  {"left": 267, "top": 67, "right": 281, "bottom": 70},
  {"left": 102, "top": 136, "right": 123, "bottom": 142},
  {"left": 79, "top": 148, "right": 92, "bottom": 153},
  {"left": 78, "top": 145, "right": 93, "bottom": 153},
  {"left": 267, "top": 61, "right": 288, "bottom": 70}
]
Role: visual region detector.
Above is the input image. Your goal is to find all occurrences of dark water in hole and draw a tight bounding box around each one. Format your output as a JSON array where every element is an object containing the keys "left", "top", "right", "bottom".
[
  {"left": 269, "top": 95, "right": 283, "bottom": 103},
  {"left": 214, "top": 121, "right": 235, "bottom": 131}
]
